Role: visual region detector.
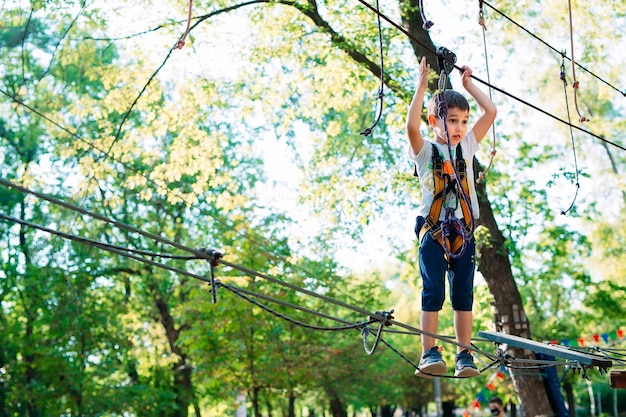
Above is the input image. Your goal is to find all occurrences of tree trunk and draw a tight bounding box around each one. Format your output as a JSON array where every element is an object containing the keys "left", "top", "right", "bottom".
[
  {"left": 474, "top": 160, "right": 553, "bottom": 417},
  {"left": 328, "top": 391, "right": 348, "bottom": 417},
  {"left": 153, "top": 287, "right": 195, "bottom": 417},
  {"left": 252, "top": 386, "right": 261, "bottom": 417},
  {"left": 266, "top": 396, "right": 274, "bottom": 417},
  {"left": 288, "top": 392, "right": 296, "bottom": 417}
]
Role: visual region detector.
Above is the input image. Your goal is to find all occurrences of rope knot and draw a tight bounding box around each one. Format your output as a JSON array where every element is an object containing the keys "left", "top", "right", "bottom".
[{"left": 436, "top": 97, "right": 448, "bottom": 119}]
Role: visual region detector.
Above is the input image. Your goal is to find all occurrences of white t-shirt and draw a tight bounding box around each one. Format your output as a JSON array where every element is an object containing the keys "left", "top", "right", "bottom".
[{"left": 408, "top": 131, "right": 480, "bottom": 221}]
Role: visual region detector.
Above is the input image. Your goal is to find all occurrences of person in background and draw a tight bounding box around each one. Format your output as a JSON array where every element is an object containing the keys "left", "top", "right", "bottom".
[{"left": 489, "top": 397, "right": 506, "bottom": 417}]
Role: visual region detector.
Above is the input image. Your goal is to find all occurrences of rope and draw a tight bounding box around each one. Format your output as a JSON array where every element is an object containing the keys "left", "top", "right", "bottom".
[
  {"left": 559, "top": 55, "right": 581, "bottom": 216},
  {"left": 3, "top": 206, "right": 617, "bottom": 374},
  {"left": 219, "top": 281, "right": 377, "bottom": 332},
  {"left": 0, "top": 213, "right": 215, "bottom": 284},
  {"left": 434, "top": 69, "right": 475, "bottom": 259},
  {"left": 566, "top": 0, "right": 589, "bottom": 123},
  {"left": 174, "top": 0, "right": 193, "bottom": 50},
  {"left": 360, "top": 0, "right": 385, "bottom": 136},
  {"left": 418, "top": 0, "right": 434, "bottom": 30},
  {"left": 476, "top": 1, "right": 497, "bottom": 184},
  {"left": 353, "top": 1, "right": 626, "bottom": 151},
  {"left": 481, "top": 0, "right": 625, "bottom": 98},
  {"left": 0, "top": 177, "right": 502, "bottom": 360}
]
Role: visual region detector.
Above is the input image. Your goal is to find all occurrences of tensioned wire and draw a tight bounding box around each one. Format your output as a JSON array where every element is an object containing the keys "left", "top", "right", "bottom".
[
  {"left": 354, "top": 0, "right": 626, "bottom": 152},
  {"left": 1, "top": 206, "right": 592, "bottom": 377},
  {"left": 481, "top": 0, "right": 625, "bottom": 98},
  {"left": 1, "top": 2, "right": 623, "bottom": 369},
  {"left": 0, "top": 212, "right": 602, "bottom": 377},
  {"left": 3, "top": 178, "right": 617, "bottom": 377},
  {"left": 0, "top": 178, "right": 503, "bottom": 363}
]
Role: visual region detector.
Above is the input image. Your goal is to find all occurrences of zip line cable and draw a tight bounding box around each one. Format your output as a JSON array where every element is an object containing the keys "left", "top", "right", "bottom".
[
  {"left": 481, "top": 0, "right": 625, "bottom": 98},
  {"left": 354, "top": 0, "right": 626, "bottom": 152}
]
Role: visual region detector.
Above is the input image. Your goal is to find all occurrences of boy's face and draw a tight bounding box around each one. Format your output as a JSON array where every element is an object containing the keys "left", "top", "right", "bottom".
[{"left": 429, "top": 107, "right": 470, "bottom": 145}]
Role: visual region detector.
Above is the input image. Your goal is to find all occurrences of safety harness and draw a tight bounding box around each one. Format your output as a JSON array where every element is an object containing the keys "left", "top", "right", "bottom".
[{"left": 416, "top": 142, "right": 474, "bottom": 258}]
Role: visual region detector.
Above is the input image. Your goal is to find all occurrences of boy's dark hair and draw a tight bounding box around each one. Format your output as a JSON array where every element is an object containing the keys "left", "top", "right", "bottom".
[
  {"left": 427, "top": 90, "right": 470, "bottom": 117},
  {"left": 489, "top": 397, "right": 503, "bottom": 406}
]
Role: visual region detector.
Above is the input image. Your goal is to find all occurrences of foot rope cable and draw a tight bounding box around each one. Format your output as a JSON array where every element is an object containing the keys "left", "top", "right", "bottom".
[{"left": 3, "top": 178, "right": 616, "bottom": 377}]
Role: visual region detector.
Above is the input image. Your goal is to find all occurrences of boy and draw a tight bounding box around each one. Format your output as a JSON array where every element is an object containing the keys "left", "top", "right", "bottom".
[{"left": 406, "top": 56, "right": 496, "bottom": 377}]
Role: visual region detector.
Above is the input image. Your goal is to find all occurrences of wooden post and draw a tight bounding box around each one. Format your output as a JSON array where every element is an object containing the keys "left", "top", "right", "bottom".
[{"left": 609, "top": 370, "right": 626, "bottom": 389}]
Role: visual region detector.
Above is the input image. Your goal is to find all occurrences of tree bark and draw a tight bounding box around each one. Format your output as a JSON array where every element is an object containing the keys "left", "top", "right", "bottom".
[
  {"left": 474, "top": 159, "right": 553, "bottom": 417},
  {"left": 152, "top": 286, "right": 197, "bottom": 417},
  {"left": 328, "top": 390, "right": 348, "bottom": 417}
]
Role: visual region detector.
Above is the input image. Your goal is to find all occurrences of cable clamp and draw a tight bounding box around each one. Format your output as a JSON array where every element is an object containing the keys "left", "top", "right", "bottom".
[
  {"left": 198, "top": 248, "right": 223, "bottom": 266},
  {"left": 198, "top": 248, "right": 224, "bottom": 303},
  {"left": 368, "top": 309, "right": 395, "bottom": 326}
]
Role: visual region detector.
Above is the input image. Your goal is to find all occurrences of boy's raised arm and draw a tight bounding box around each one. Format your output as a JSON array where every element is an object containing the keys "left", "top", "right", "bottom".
[
  {"left": 406, "top": 56, "right": 430, "bottom": 155},
  {"left": 459, "top": 66, "right": 497, "bottom": 143}
]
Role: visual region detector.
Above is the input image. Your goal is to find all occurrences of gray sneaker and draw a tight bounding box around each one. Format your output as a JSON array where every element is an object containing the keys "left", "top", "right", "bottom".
[
  {"left": 454, "top": 349, "right": 480, "bottom": 377},
  {"left": 414, "top": 346, "right": 446, "bottom": 378}
]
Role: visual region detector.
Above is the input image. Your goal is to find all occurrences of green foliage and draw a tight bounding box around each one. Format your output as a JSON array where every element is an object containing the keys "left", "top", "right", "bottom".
[{"left": 1, "top": 0, "right": 625, "bottom": 415}]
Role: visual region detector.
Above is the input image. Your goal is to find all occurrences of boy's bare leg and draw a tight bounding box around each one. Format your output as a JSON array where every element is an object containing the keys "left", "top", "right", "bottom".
[
  {"left": 421, "top": 310, "right": 439, "bottom": 352},
  {"left": 454, "top": 310, "right": 473, "bottom": 352}
]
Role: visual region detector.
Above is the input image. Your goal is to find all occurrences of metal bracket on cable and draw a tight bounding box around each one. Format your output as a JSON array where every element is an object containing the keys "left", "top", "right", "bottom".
[
  {"left": 360, "top": 310, "right": 394, "bottom": 356},
  {"left": 199, "top": 248, "right": 224, "bottom": 303}
]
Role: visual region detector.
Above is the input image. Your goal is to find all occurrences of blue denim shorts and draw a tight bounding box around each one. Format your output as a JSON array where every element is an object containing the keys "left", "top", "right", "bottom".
[{"left": 415, "top": 216, "right": 475, "bottom": 312}]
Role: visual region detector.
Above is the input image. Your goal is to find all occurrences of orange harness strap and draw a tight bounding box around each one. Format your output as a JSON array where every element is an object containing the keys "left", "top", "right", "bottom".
[{"left": 417, "top": 143, "right": 472, "bottom": 257}]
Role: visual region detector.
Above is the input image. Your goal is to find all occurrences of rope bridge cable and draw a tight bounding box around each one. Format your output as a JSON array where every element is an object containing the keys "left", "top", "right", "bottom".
[
  {"left": 0, "top": 212, "right": 495, "bottom": 373},
  {"left": 353, "top": 0, "right": 626, "bottom": 153},
  {"left": 0, "top": 213, "right": 215, "bottom": 284},
  {"left": 481, "top": 0, "right": 626, "bottom": 98},
  {"left": 0, "top": 177, "right": 503, "bottom": 360},
  {"left": 0, "top": 89, "right": 367, "bottom": 306},
  {"left": 2, "top": 208, "right": 616, "bottom": 374},
  {"left": 5, "top": 177, "right": 623, "bottom": 371},
  {"left": 0, "top": 211, "right": 470, "bottom": 363}
]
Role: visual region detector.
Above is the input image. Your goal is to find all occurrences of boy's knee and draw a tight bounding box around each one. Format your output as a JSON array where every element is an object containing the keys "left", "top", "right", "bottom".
[
  {"left": 422, "top": 293, "right": 445, "bottom": 311},
  {"left": 451, "top": 295, "right": 473, "bottom": 311}
]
